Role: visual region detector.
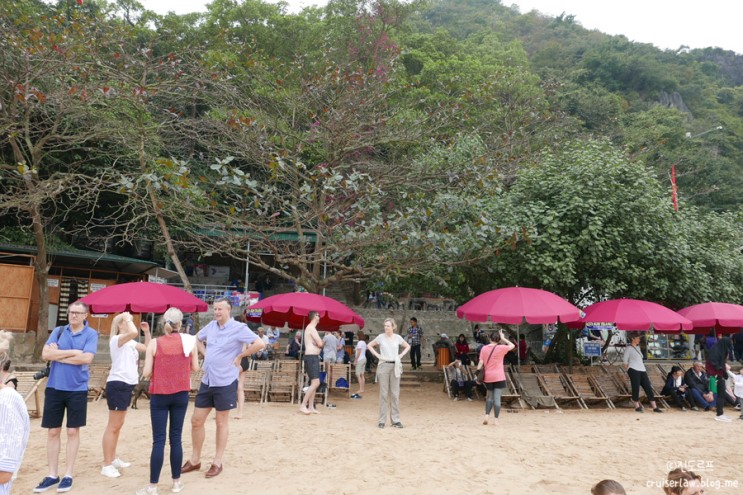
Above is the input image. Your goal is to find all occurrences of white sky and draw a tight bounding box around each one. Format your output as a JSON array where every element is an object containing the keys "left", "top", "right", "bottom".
[{"left": 142, "top": 0, "right": 743, "bottom": 54}]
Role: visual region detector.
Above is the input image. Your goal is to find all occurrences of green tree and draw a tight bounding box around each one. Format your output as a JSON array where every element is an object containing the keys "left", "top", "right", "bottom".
[
  {"left": 487, "top": 139, "right": 743, "bottom": 307},
  {"left": 0, "top": 1, "right": 117, "bottom": 354}
]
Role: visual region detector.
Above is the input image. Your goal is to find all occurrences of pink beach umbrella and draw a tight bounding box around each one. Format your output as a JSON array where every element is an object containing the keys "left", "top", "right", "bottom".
[
  {"left": 677, "top": 302, "right": 743, "bottom": 334},
  {"left": 456, "top": 287, "right": 581, "bottom": 366},
  {"left": 456, "top": 287, "right": 581, "bottom": 325},
  {"left": 579, "top": 298, "right": 692, "bottom": 332},
  {"left": 245, "top": 292, "right": 364, "bottom": 331},
  {"left": 80, "top": 281, "right": 208, "bottom": 313}
]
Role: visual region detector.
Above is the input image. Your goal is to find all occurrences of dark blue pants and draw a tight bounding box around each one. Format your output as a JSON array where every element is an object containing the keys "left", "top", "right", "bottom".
[
  {"left": 149, "top": 391, "right": 189, "bottom": 484},
  {"left": 689, "top": 388, "right": 716, "bottom": 409},
  {"left": 410, "top": 345, "right": 421, "bottom": 368}
]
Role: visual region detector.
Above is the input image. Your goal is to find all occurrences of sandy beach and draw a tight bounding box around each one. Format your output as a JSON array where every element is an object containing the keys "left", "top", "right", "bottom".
[{"left": 12, "top": 380, "right": 743, "bottom": 495}]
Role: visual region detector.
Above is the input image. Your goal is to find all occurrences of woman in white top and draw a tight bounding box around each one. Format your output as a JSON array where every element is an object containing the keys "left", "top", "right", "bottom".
[
  {"left": 351, "top": 333, "right": 368, "bottom": 399},
  {"left": 101, "top": 312, "right": 151, "bottom": 478},
  {"left": 622, "top": 332, "right": 662, "bottom": 413},
  {"left": 368, "top": 318, "right": 410, "bottom": 428}
]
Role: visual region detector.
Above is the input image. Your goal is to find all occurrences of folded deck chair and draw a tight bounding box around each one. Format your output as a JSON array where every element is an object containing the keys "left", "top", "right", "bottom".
[{"left": 513, "top": 372, "right": 557, "bottom": 409}]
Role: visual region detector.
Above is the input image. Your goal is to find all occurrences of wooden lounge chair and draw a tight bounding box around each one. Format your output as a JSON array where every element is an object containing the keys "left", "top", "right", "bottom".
[
  {"left": 276, "top": 360, "right": 300, "bottom": 373},
  {"left": 511, "top": 371, "right": 558, "bottom": 409},
  {"left": 591, "top": 373, "right": 632, "bottom": 406},
  {"left": 539, "top": 372, "right": 586, "bottom": 409},
  {"left": 266, "top": 370, "right": 297, "bottom": 403},
  {"left": 326, "top": 363, "right": 352, "bottom": 403},
  {"left": 564, "top": 372, "right": 615, "bottom": 409},
  {"left": 503, "top": 371, "right": 525, "bottom": 409},
  {"left": 252, "top": 359, "right": 275, "bottom": 372},
  {"left": 14, "top": 371, "right": 45, "bottom": 418},
  {"left": 534, "top": 364, "right": 560, "bottom": 374},
  {"left": 512, "top": 364, "right": 534, "bottom": 374},
  {"left": 242, "top": 369, "right": 269, "bottom": 403},
  {"left": 442, "top": 365, "right": 453, "bottom": 397},
  {"left": 189, "top": 369, "right": 204, "bottom": 400},
  {"left": 645, "top": 365, "right": 671, "bottom": 408},
  {"left": 87, "top": 364, "right": 110, "bottom": 402}
]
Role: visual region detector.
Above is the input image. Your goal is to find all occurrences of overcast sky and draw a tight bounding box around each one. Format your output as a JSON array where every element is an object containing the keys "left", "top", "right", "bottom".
[{"left": 142, "top": 0, "right": 743, "bottom": 54}]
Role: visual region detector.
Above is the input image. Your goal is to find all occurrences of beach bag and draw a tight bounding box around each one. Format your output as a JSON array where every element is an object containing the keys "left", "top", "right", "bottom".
[
  {"left": 335, "top": 377, "right": 349, "bottom": 388},
  {"left": 476, "top": 367, "right": 485, "bottom": 383}
]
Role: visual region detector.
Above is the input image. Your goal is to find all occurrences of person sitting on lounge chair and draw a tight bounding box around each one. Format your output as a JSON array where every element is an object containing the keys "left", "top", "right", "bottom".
[
  {"left": 446, "top": 360, "right": 475, "bottom": 401},
  {"left": 684, "top": 362, "right": 716, "bottom": 410},
  {"left": 662, "top": 365, "right": 690, "bottom": 411}
]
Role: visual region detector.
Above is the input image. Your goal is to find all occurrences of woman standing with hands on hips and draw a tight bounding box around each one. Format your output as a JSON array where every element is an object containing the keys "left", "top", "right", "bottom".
[
  {"left": 623, "top": 332, "right": 662, "bottom": 413},
  {"left": 368, "top": 318, "right": 410, "bottom": 429},
  {"left": 101, "top": 312, "right": 151, "bottom": 478},
  {"left": 475, "top": 330, "right": 514, "bottom": 426}
]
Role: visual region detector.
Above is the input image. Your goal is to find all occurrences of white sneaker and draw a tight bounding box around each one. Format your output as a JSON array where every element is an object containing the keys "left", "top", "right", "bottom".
[
  {"left": 302, "top": 386, "right": 309, "bottom": 393},
  {"left": 101, "top": 465, "right": 121, "bottom": 478},
  {"left": 466, "top": 397, "right": 473, "bottom": 402},
  {"left": 714, "top": 415, "right": 732, "bottom": 422},
  {"left": 112, "top": 458, "right": 131, "bottom": 469},
  {"left": 136, "top": 486, "right": 159, "bottom": 495},
  {"left": 171, "top": 481, "right": 184, "bottom": 493}
]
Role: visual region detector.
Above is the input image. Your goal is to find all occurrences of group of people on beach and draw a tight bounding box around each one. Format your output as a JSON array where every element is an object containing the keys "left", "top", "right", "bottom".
[
  {"left": 4, "top": 298, "right": 740, "bottom": 495},
  {"left": 623, "top": 331, "right": 743, "bottom": 422},
  {"left": 23, "top": 297, "right": 264, "bottom": 495},
  {"left": 12, "top": 298, "right": 422, "bottom": 494}
]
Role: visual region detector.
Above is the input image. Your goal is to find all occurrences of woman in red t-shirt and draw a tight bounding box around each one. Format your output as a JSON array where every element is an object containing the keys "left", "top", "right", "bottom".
[
  {"left": 454, "top": 334, "right": 471, "bottom": 365},
  {"left": 137, "top": 308, "right": 199, "bottom": 495},
  {"left": 475, "top": 330, "right": 515, "bottom": 426}
]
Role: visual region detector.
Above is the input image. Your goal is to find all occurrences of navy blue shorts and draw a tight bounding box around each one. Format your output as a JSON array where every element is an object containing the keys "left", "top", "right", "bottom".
[
  {"left": 304, "top": 355, "right": 320, "bottom": 380},
  {"left": 194, "top": 380, "right": 238, "bottom": 411},
  {"left": 42, "top": 388, "right": 88, "bottom": 428},
  {"left": 106, "top": 381, "right": 135, "bottom": 411}
]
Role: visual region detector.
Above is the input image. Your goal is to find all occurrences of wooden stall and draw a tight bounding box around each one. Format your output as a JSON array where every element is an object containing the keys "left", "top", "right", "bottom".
[{"left": 0, "top": 245, "right": 169, "bottom": 334}]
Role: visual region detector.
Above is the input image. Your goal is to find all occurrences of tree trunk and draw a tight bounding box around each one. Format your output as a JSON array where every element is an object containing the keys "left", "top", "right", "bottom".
[
  {"left": 29, "top": 199, "right": 50, "bottom": 359},
  {"left": 138, "top": 139, "right": 193, "bottom": 295}
]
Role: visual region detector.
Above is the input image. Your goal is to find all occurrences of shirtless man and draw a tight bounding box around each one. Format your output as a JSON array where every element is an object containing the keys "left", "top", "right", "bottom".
[{"left": 299, "top": 311, "right": 323, "bottom": 414}]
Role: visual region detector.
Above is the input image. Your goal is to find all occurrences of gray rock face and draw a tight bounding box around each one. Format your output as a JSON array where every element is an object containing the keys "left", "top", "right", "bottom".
[{"left": 659, "top": 90, "right": 693, "bottom": 116}]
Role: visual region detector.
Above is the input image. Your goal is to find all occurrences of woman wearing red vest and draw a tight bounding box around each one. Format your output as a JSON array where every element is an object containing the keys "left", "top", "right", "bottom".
[{"left": 137, "top": 308, "right": 199, "bottom": 495}]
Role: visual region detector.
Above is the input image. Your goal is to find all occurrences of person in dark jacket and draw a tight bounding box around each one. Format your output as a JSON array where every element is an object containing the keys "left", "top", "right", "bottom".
[
  {"left": 661, "top": 365, "right": 690, "bottom": 410},
  {"left": 684, "top": 362, "right": 715, "bottom": 410},
  {"left": 706, "top": 337, "right": 733, "bottom": 422},
  {"left": 732, "top": 328, "right": 743, "bottom": 363}
]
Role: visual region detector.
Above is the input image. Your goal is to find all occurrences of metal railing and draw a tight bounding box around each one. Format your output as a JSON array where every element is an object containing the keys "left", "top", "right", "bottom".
[{"left": 167, "top": 283, "right": 259, "bottom": 307}]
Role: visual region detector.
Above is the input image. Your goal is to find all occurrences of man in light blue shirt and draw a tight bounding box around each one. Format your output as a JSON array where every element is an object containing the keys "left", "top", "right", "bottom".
[
  {"left": 34, "top": 301, "right": 98, "bottom": 493},
  {"left": 181, "top": 298, "right": 264, "bottom": 479}
]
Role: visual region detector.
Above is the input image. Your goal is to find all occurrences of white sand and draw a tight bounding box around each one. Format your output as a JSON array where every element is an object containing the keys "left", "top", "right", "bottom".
[{"left": 13, "top": 382, "right": 743, "bottom": 494}]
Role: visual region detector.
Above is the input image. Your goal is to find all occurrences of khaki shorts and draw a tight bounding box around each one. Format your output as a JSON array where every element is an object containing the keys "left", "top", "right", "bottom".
[{"left": 355, "top": 360, "right": 367, "bottom": 376}]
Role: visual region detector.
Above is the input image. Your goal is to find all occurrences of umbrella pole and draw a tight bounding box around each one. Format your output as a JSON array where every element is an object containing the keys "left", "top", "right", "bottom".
[
  {"left": 516, "top": 325, "right": 520, "bottom": 366},
  {"left": 568, "top": 325, "right": 573, "bottom": 374}
]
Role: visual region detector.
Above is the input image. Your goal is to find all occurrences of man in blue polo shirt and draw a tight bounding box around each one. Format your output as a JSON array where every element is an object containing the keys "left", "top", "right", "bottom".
[
  {"left": 34, "top": 301, "right": 98, "bottom": 493},
  {"left": 181, "top": 297, "right": 264, "bottom": 479}
]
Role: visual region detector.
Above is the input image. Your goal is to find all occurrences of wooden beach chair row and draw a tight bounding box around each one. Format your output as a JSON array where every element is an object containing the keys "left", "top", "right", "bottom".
[
  {"left": 509, "top": 364, "right": 636, "bottom": 410},
  {"left": 441, "top": 365, "right": 524, "bottom": 407}
]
